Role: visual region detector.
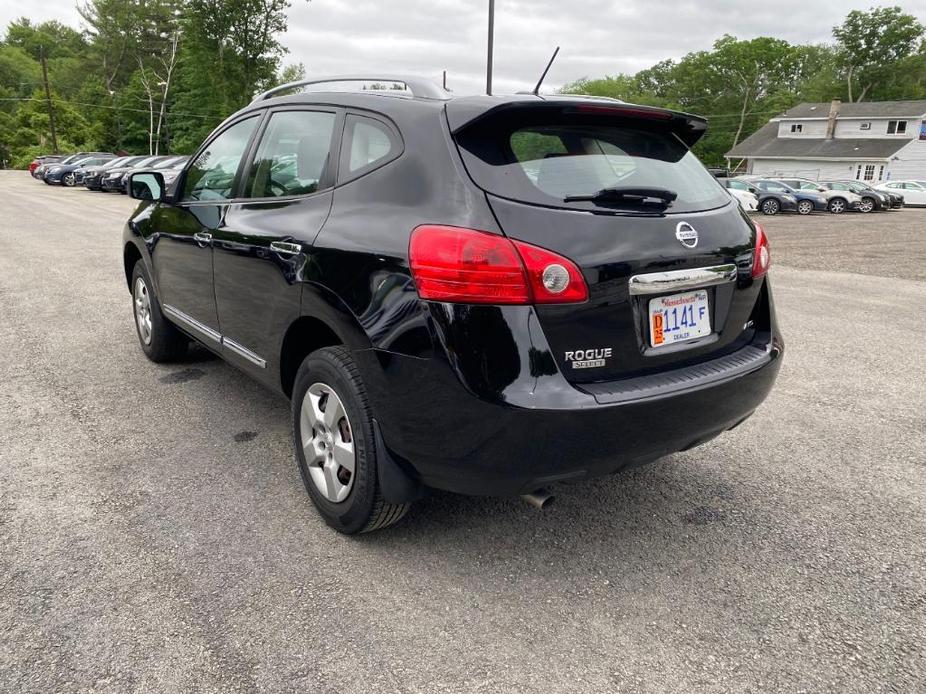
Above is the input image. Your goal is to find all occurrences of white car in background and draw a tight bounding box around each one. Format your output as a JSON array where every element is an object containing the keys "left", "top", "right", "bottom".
[
  {"left": 727, "top": 187, "right": 758, "bottom": 212},
  {"left": 877, "top": 180, "right": 926, "bottom": 206}
]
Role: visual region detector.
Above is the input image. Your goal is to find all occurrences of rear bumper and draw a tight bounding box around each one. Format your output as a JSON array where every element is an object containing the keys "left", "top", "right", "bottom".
[{"left": 360, "top": 289, "right": 783, "bottom": 497}]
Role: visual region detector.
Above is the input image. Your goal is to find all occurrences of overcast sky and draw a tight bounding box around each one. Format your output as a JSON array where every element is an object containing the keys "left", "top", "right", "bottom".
[{"left": 3, "top": 0, "right": 926, "bottom": 95}]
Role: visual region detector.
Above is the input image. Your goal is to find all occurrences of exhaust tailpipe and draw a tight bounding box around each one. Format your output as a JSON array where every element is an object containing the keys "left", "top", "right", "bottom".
[{"left": 520, "top": 488, "right": 555, "bottom": 510}]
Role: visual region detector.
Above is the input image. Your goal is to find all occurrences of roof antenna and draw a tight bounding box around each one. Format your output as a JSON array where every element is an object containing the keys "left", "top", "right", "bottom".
[{"left": 532, "top": 46, "right": 560, "bottom": 96}]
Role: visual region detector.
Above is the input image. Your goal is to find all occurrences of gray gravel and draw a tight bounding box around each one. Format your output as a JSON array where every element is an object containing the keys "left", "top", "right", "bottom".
[{"left": 1, "top": 172, "right": 924, "bottom": 693}]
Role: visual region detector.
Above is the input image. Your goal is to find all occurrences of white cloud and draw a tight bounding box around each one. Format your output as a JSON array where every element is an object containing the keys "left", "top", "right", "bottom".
[{"left": 3, "top": 0, "right": 925, "bottom": 96}]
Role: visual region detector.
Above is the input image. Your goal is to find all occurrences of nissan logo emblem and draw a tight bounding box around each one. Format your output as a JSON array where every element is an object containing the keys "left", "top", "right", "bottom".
[{"left": 675, "top": 222, "right": 699, "bottom": 249}]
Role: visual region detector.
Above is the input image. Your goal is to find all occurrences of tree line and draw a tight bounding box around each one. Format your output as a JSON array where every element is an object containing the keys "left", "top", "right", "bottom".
[
  {"left": 562, "top": 6, "right": 926, "bottom": 166},
  {"left": 1, "top": 4, "right": 924, "bottom": 168},
  {"left": 0, "top": 0, "right": 307, "bottom": 168}
]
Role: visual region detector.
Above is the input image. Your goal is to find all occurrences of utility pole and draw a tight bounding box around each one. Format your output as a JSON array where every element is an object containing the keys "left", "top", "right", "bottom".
[
  {"left": 39, "top": 45, "right": 59, "bottom": 153},
  {"left": 486, "top": 0, "right": 495, "bottom": 95}
]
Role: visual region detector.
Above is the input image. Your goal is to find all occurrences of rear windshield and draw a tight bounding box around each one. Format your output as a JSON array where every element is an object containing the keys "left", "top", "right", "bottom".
[{"left": 456, "top": 121, "right": 730, "bottom": 214}]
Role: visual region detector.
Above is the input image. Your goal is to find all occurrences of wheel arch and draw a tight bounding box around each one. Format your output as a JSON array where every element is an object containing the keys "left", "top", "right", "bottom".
[
  {"left": 123, "top": 241, "right": 144, "bottom": 291},
  {"left": 280, "top": 285, "right": 375, "bottom": 398}
]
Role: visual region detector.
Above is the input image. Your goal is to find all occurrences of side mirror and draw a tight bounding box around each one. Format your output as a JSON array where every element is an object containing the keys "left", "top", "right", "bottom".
[{"left": 128, "top": 171, "right": 165, "bottom": 201}]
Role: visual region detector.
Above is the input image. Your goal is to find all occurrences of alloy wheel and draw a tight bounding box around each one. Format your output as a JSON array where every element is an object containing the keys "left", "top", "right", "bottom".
[
  {"left": 797, "top": 200, "right": 813, "bottom": 215},
  {"left": 829, "top": 199, "right": 846, "bottom": 214},
  {"left": 64, "top": 173, "right": 76, "bottom": 187},
  {"left": 300, "top": 383, "right": 356, "bottom": 503},
  {"left": 762, "top": 199, "right": 779, "bottom": 215},
  {"left": 859, "top": 198, "right": 874, "bottom": 213},
  {"left": 133, "top": 277, "right": 153, "bottom": 345}
]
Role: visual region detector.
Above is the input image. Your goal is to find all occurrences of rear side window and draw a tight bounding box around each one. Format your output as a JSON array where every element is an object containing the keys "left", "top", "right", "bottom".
[
  {"left": 340, "top": 114, "right": 401, "bottom": 181},
  {"left": 245, "top": 110, "right": 336, "bottom": 199},
  {"left": 457, "top": 120, "right": 729, "bottom": 214}
]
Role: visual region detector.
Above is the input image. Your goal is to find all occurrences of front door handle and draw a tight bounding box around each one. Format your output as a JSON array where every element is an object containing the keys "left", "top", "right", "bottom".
[
  {"left": 270, "top": 241, "right": 302, "bottom": 256},
  {"left": 193, "top": 232, "right": 212, "bottom": 247}
]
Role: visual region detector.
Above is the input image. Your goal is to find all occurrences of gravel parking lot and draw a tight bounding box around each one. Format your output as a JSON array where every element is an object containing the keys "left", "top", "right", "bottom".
[{"left": 1, "top": 171, "right": 924, "bottom": 693}]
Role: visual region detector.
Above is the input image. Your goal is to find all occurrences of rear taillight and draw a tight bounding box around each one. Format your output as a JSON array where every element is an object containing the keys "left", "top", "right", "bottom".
[
  {"left": 752, "top": 223, "right": 771, "bottom": 278},
  {"left": 409, "top": 225, "right": 588, "bottom": 305}
]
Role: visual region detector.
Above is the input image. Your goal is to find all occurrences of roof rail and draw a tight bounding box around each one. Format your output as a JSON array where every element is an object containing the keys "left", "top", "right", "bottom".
[
  {"left": 557, "top": 94, "right": 626, "bottom": 103},
  {"left": 252, "top": 75, "right": 452, "bottom": 103}
]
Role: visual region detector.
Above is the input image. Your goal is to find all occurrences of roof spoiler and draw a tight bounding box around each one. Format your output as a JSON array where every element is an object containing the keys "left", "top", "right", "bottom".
[{"left": 446, "top": 98, "right": 709, "bottom": 148}]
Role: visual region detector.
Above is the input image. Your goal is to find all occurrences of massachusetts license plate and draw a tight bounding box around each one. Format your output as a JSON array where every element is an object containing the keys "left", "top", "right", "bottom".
[{"left": 649, "top": 290, "right": 711, "bottom": 348}]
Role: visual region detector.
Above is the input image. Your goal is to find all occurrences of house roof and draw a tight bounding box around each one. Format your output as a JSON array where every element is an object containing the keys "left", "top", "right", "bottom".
[
  {"left": 725, "top": 121, "right": 908, "bottom": 160},
  {"left": 780, "top": 100, "right": 926, "bottom": 119}
]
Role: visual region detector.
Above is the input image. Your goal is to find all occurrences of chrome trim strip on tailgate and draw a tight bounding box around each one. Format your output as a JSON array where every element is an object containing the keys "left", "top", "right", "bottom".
[
  {"left": 162, "top": 304, "right": 221, "bottom": 344},
  {"left": 628, "top": 264, "right": 737, "bottom": 296}
]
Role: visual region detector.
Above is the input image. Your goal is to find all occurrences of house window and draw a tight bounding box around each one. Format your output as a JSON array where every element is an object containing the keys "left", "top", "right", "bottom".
[
  {"left": 863, "top": 164, "right": 876, "bottom": 181},
  {"left": 790, "top": 124, "right": 803, "bottom": 133},
  {"left": 859, "top": 122, "right": 871, "bottom": 130},
  {"left": 887, "top": 120, "right": 907, "bottom": 134},
  {"left": 878, "top": 165, "right": 884, "bottom": 181}
]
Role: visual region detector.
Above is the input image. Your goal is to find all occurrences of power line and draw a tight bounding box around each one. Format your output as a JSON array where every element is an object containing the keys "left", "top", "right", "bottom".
[{"left": 0, "top": 96, "right": 217, "bottom": 120}]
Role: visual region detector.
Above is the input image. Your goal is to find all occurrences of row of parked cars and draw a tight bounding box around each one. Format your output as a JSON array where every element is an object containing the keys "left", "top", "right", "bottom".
[
  {"left": 718, "top": 174, "right": 912, "bottom": 216},
  {"left": 28, "top": 152, "right": 188, "bottom": 194}
]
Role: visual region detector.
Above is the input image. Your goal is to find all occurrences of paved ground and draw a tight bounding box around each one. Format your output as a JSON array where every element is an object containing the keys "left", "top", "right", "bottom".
[{"left": 1, "top": 171, "right": 924, "bottom": 693}]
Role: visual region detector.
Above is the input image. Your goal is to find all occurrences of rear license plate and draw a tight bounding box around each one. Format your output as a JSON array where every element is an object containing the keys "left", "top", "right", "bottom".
[{"left": 649, "top": 290, "right": 710, "bottom": 348}]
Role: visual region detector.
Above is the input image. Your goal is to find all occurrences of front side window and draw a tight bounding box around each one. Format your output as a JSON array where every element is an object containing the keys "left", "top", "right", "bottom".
[
  {"left": 245, "top": 110, "right": 336, "bottom": 198},
  {"left": 182, "top": 116, "right": 259, "bottom": 202}
]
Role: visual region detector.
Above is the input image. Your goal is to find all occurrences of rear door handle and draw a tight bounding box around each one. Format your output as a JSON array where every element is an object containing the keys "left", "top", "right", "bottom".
[
  {"left": 270, "top": 241, "right": 302, "bottom": 256},
  {"left": 193, "top": 232, "right": 212, "bottom": 246}
]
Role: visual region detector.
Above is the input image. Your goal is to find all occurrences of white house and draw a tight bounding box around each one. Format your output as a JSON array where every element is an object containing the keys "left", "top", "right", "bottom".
[{"left": 725, "top": 99, "right": 926, "bottom": 182}]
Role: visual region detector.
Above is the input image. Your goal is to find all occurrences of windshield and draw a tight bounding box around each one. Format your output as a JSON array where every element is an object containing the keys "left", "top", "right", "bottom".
[{"left": 456, "top": 122, "right": 730, "bottom": 214}]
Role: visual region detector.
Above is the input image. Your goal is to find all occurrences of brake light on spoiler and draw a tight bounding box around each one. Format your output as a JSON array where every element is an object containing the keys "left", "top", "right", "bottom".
[{"left": 409, "top": 225, "right": 588, "bottom": 305}]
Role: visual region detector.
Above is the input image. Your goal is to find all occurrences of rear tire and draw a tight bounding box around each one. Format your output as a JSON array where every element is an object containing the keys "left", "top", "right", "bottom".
[
  {"left": 858, "top": 197, "right": 875, "bottom": 213},
  {"left": 292, "top": 346, "right": 410, "bottom": 534},
  {"left": 828, "top": 198, "right": 847, "bottom": 214},
  {"left": 63, "top": 173, "right": 76, "bottom": 187},
  {"left": 130, "top": 261, "right": 188, "bottom": 363},
  {"left": 761, "top": 198, "right": 780, "bottom": 215}
]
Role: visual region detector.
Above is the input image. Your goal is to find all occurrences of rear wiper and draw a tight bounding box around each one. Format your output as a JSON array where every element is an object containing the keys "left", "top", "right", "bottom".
[{"left": 564, "top": 187, "right": 678, "bottom": 208}]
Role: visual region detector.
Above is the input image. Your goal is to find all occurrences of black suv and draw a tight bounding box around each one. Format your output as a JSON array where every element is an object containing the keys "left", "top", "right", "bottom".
[{"left": 123, "top": 76, "right": 783, "bottom": 533}]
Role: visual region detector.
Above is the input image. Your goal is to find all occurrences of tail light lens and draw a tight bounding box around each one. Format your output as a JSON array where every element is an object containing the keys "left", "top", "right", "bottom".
[
  {"left": 751, "top": 223, "right": 770, "bottom": 278},
  {"left": 409, "top": 225, "right": 588, "bottom": 305}
]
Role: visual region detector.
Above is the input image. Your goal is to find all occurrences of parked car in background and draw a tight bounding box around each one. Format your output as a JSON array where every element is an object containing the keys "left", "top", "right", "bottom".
[
  {"left": 877, "top": 180, "right": 926, "bottom": 207},
  {"left": 33, "top": 154, "right": 85, "bottom": 179},
  {"left": 734, "top": 178, "right": 799, "bottom": 215},
  {"left": 82, "top": 156, "right": 146, "bottom": 190},
  {"left": 28, "top": 155, "right": 62, "bottom": 175},
  {"left": 724, "top": 178, "right": 794, "bottom": 216},
  {"left": 44, "top": 155, "right": 116, "bottom": 186},
  {"left": 122, "top": 79, "right": 782, "bottom": 533},
  {"left": 814, "top": 180, "right": 890, "bottom": 212},
  {"left": 718, "top": 179, "right": 758, "bottom": 212},
  {"left": 116, "top": 155, "right": 187, "bottom": 193},
  {"left": 756, "top": 179, "right": 829, "bottom": 215},
  {"left": 100, "top": 155, "right": 168, "bottom": 192},
  {"left": 155, "top": 156, "right": 190, "bottom": 190},
  {"left": 772, "top": 177, "right": 879, "bottom": 214}
]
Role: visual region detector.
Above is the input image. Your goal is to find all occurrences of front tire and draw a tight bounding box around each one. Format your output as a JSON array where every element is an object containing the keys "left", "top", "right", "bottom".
[
  {"left": 63, "top": 173, "right": 76, "bottom": 187},
  {"left": 797, "top": 200, "right": 814, "bottom": 215},
  {"left": 292, "top": 346, "right": 410, "bottom": 534},
  {"left": 858, "top": 197, "right": 875, "bottom": 213},
  {"left": 761, "top": 198, "right": 780, "bottom": 215},
  {"left": 828, "top": 198, "right": 847, "bottom": 214},
  {"left": 130, "top": 261, "right": 188, "bottom": 362}
]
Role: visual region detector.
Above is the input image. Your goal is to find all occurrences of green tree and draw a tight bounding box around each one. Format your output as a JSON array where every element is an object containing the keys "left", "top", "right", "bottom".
[{"left": 833, "top": 6, "right": 925, "bottom": 102}]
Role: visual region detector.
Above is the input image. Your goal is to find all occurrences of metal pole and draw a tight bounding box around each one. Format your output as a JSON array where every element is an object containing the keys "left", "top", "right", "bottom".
[
  {"left": 486, "top": 0, "right": 495, "bottom": 95},
  {"left": 39, "top": 45, "right": 59, "bottom": 153}
]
